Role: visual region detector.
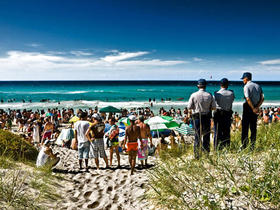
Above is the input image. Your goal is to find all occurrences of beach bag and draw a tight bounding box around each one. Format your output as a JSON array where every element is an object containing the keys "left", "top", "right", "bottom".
[
  {"left": 71, "top": 138, "right": 78, "bottom": 150},
  {"left": 148, "top": 145, "right": 156, "bottom": 156}
]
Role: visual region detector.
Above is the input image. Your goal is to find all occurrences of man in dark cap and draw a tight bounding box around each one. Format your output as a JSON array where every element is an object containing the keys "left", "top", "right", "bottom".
[
  {"left": 241, "top": 72, "right": 264, "bottom": 150},
  {"left": 188, "top": 79, "right": 216, "bottom": 159},
  {"left": 213, "top": 78, "right": 235, "bottom": 150}
]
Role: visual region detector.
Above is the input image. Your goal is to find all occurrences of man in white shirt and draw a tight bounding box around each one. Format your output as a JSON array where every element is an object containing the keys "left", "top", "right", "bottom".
[{"left": 74, "top": 112, "right": 90, "bottom": 171}]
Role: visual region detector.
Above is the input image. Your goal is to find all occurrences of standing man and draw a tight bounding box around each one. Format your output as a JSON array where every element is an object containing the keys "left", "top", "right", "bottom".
[
  {"left": 137, "top": 116, "right": 153, "bottom": 168},
  {"left": 74, "top": 112, "right": 90, "bottom": 171},
  {"left": 213, "top": 78, "right": 235, "bottom": 150},
  {"left": 188, "top": 79, "right": 216, "bottom": 159},
  {"left": 86, "top": 113, "right": 109, "bottom": 170},
  {"left": 123, "top": 115, "right": 142, "bottom": 175},
  {"left": 241, "top": 72, "right": 264, "bottom": 150}
]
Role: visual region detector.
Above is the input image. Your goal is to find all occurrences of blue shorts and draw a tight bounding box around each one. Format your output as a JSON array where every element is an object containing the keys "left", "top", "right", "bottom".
[{"left": 78, "top": 141, "right": 90, "bottom": 159}]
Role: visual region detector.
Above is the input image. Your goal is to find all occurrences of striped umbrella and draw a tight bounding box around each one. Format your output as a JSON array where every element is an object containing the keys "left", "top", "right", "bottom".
[
  {"left": 175, "top": 123, "right": 195, "bottom": 135},
  {"left": 118, "top": 117, "right": 131, "bottom": 126}
]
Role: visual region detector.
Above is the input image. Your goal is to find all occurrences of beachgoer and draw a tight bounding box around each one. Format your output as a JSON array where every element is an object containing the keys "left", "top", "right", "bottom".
[
  {"left": 188, "top": 79, "right": 216, "bottom": 159},
  {"left": 41, "top": 117, "right": 54, "bottom": 144},
  {"left": 86, "top": 114, "right": 109, "bottom": 169},
  {"left": 123, "top": 115, "right": 142, "bottom": 175},
  {"left": 213, "top": 78, "right": 235, "bottom": 150},
  {"left": 241, "top": 72, "right": 264, "bottom": 150},
  {"left": 106, "top": 118, "right": 120, "bottom": 168},
  {"left": 32, "top": 120, "right": 40, "bottom": 145},
  {"left": 74, "top": 112, "right": 90, "bottom": 171},
  {"left": 137, "top": 116, "right": 153, "bottom": 168},
  {"left": 36, "top": 140, "right": 60, "bottom": 168}
]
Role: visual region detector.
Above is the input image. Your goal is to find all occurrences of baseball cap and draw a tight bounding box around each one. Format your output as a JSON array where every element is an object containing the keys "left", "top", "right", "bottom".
[
  {"left": 128, "top": 115, "right": 137, "bottom": 121},
  {"left": 197, "top": 79, "right": 207, "bottom": 86},
  {"left": 92, "top": 113, "right": 101, "bottom": 120},
  {"left": 220, "top": 78, "right": 229, "bottom": 86},
  {"left": 241, "top": 72, "right": 252, "bottom": 80}
]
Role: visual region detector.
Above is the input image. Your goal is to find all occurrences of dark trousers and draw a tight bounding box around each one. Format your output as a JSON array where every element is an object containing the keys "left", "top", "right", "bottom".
[
  {"left": 214, "top": 110, "right": 232, "bottom": 150},
  {"left": 242, "top": 103, "right": 258, "bottom": 149},
  {"left": 193, "top": 114, "right": 211, "bottom": 159}
]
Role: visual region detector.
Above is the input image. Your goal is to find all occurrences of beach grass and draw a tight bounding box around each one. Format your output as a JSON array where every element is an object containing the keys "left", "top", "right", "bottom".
[
  {"left": 0, "top": 130, "right": 63, "bottom": 209},
  {"left": 146, "top": 123, "right": 280, "bottom": 209}
]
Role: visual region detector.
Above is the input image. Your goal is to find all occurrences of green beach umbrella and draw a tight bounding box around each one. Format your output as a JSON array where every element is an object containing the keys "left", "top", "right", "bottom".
[
  {"left": 145, "top": 116, "right": 180, "bottom": 138},
  {"left": 99, "top": 106, "right": 121, "bottom": 113}
]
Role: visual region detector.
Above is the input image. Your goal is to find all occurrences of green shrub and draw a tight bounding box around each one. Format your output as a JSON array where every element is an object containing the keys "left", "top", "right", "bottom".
[{"left": 0, "top": 130, "right": 38, "bottom": 161}]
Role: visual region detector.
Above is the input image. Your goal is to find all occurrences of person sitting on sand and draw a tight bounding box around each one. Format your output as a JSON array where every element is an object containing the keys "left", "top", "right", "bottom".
[
  {"left": 137, "top": 116, "right": 153, "bottom": 168},
  {"left": 86, "top": 114, "right": 109, "bottom": 170},
  {"left": 41, "top": 117, "right": 54, "bottom": 144},
  {"left": 74, "top": 112, "right": 90, "bottom": 171},
  {"left": 123, "top": 115, "right": 142, "bottom": 175},
  {"left": 36, "top": 139, "right": 60, "bottom": 168},
  {"left": 106, "top": 118, "right": 121, "bottom": 168}
]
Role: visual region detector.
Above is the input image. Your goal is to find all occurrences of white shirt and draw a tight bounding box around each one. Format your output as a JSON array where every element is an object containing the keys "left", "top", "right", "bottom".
[{"left": 74, "top": 120, "right": 90, "bottom": 143}]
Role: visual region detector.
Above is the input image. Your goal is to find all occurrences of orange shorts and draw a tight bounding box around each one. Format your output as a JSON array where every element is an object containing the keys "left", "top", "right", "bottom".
[{"left": 127, "top": 142, "right": 138, "bottom": 152}]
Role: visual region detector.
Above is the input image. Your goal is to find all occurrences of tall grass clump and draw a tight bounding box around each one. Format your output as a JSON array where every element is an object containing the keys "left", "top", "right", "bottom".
[
  {"left": 146, "top": 123, "right": 280, "bottom": 209},
  {"left": 0, "top": 129, "right": 38, "bottom": 162}
]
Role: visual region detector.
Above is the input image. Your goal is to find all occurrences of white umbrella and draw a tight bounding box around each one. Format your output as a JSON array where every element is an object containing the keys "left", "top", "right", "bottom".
[{"left": 145, "top": 116, "right": 175, "bottom": 138}]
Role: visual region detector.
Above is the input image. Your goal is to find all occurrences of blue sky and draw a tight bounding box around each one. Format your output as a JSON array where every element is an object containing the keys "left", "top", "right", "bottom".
[{"left": 0, "top": 0, "right": 280, "bottom": 80}]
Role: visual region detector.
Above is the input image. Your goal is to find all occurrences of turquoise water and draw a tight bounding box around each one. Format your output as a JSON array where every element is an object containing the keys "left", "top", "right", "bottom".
[{"left": 0, "top": 81, "right": 279, "bottom": 112}]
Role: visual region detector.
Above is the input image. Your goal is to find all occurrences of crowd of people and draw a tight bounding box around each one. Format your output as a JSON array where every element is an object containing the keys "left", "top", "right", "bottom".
[{"left": 0, "top": 71, "right": 279, "bottom": 171}]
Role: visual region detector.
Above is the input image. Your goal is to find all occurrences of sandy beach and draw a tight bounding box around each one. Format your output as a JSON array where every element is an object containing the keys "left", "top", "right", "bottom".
[{"left": 45, "top": 145, "right": 156, "bottom": 210}]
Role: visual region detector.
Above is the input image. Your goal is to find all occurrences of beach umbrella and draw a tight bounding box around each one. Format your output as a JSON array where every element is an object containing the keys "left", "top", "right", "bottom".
[
  {"left": 145, "top": 116, "right": 179, "bottom": 138},
  {"left": 99, "top": 106, "right": 121, "bottom": 113},
  {"left": 69, "top": 116, "right": 79, "bottom": 123},
  {"left": 175, "top": 123, "right": 195, "bottom": 135},
  {"left": 118, "top": 117, "right": 130, "bottom": 126}
]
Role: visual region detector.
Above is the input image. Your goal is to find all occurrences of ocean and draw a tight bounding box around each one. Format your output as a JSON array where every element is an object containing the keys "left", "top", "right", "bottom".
[{"left": 0, "top": 81, "right": 279, "bottom": 113}]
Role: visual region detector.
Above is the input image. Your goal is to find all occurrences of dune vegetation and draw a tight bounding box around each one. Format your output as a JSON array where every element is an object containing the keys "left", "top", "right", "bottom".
[
  {"left": 0, "top": 130, "right": 62, "bottom": 209},
  {"left": 146, "top": 123, "right": 280, "bottom": 209}
]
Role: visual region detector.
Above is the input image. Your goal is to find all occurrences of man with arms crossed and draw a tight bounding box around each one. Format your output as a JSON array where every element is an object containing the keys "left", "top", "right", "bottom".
[
  {"left": 123, "top": 115, "right": 142, "bottom": 175},
  {"left": 241, "top": 72, "right": 264, "bottom": 150}
]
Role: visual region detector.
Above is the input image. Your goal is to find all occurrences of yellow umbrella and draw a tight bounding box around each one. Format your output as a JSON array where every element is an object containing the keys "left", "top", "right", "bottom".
[{"left": 69, "top": 116, "right": 79, "bottom": 123}]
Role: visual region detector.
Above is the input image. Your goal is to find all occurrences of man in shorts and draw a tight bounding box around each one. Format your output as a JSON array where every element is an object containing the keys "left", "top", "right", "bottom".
[
  {"left": 86, "top": 113, "right": 109, "bottom": 170},
  {"left": 74, "top": 112, "right": 90, "bottom": 171},
  {"left": 123, "top": 115, "right": 142, "bottom": 175},
  {"left": 137, "top": 116, "right": 153, "bottom": 168}
]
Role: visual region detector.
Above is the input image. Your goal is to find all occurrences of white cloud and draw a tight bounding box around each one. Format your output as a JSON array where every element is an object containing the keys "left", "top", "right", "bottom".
[
  {"left": 0, "top": 50, "right": 187, "bottom": 80},
  {"left": 116, "top": 59, "right": 186, "bottom": 66},
  {"left": 259, "top": 59, "right": 280, "bottom": 65},
  {"left": 70, "top": 50, "right": 93, "bottom": 56},
  {"left": 25, "top": 43, "right": 41, "bottom": 48},
  {"left": 193, "top": 57, "right": 203, "bottom": 62},
  {"left": 102, "top": 51, "right": 149, "bottom": 63}
]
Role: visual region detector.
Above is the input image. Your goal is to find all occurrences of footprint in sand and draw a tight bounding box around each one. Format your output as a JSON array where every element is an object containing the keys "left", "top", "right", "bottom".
[
  {"left": 87, "top": 201, "right": 99, "bottom": 209},
  {"left": 83, "top": 191, "right": 92, "bottom": 199}
]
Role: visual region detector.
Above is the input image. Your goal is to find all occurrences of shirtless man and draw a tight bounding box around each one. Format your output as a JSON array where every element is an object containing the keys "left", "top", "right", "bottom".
[
  {"left": 41, "top": 117, "right": 54, "bottom": 144},
  {"left": 123, "top": 115, "right": 142, "bottom": 175},
  {"left": 137, "top": 116, "right": 153, "bottom": 168}
]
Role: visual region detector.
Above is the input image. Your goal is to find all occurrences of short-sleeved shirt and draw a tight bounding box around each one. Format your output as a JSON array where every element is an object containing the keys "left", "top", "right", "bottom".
[
  {"left": 188, "top": 89, "right": 216, "bottom": 114},
  {"left": 74, "top": 120, "right": 90, "bottom": 143},
  {"left": 244, "top": 81, "right": 263, "bottom": 106},
  {"left": 214, "top": 88, "right": 235, "bottom": 111}
]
